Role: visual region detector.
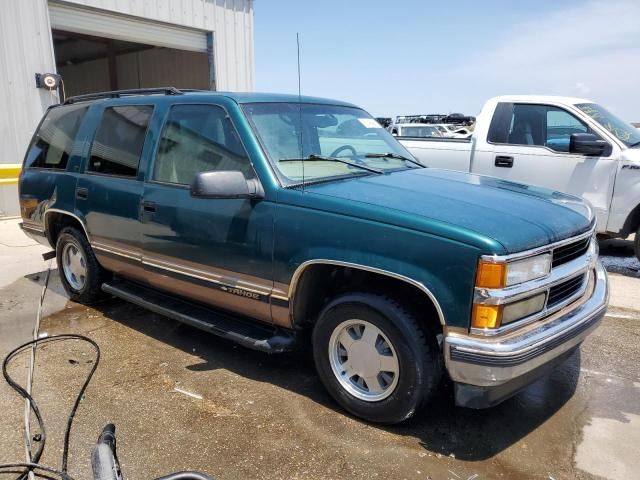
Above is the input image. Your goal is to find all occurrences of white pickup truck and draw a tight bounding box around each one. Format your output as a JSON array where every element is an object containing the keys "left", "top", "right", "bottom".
[{"left": 400, "top": 95, "right": 640, "bottom": 260}]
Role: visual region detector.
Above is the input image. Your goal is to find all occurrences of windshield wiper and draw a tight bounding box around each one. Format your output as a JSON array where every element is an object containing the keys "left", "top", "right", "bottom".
[
  {"left": 364, "top": 152, "right": 424, "bottom": 168},
  {"left": 279, "top": 154, "right": 384, "bottom": 174},
  {"left": 629, "top": 141, "right": 640, "bottom": 148}
]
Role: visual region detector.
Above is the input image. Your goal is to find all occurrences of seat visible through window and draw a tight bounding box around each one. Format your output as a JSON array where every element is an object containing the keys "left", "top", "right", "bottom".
[
  {"left": 153, "top": 105, "right": 254, "bottom": 185},
  {"left": 508, "top": 105, "right": 544, "bottom": 146}
]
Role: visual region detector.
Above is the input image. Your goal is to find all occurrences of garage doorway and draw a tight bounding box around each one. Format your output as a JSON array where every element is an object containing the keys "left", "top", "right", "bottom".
[
  {"left": 53, "top": 30, "right": 210, "bottom": 98},
  {"left": 48, "top": 2, "right": 214, "bottom": 98}
]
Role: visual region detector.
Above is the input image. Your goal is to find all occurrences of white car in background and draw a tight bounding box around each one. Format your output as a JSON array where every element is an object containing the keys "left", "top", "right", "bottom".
[
  {"left": 399, "top": 95, "right": 640, "bottom": 260},
  {"left": 388, "top": 123, "right": 443, "bottom": 138}
]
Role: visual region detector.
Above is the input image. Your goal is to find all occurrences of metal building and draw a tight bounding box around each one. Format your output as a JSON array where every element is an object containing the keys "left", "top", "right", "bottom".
[{"left": 0, "top": 0, "right": 255, "bottom": 216}]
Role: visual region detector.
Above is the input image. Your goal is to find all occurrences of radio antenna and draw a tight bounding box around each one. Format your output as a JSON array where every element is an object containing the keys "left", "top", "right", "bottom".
[{"left": 296, "top": 32, "right": 305, "bottom": 189}]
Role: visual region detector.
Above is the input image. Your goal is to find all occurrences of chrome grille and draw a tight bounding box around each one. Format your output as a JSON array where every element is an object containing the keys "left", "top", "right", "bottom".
[
  {"left": 547, "top": 274, "right": 586, "bottom": 308},
  {"left": 552, "top": 237, "right": 590, "bottom": 268},
  {"left": 473, "top": 228, "right": 596, "bottom": 336}
]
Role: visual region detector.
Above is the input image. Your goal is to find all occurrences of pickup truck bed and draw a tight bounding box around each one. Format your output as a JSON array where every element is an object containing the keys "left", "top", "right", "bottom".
[{"left": 400, "top": 137, "right": 473, "bottom": 172}]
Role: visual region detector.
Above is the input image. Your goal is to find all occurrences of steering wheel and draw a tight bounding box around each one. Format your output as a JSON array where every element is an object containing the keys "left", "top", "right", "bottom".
[{"left": 330, "top": 145, "right": 357, "bottom": 158}]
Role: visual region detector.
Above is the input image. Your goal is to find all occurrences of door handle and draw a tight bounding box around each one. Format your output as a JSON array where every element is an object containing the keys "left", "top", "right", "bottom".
[
  {"left": 141, "top": 201, "right": 156, "bottom": 213},
  {"left": 76, "top": 187, "right": 89, "bottom": 200},
  {"left": 495, "top": 155, "right": 514, "bottom": 168}
]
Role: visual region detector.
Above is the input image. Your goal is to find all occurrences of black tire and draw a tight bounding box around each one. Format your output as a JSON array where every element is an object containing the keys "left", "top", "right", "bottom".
[
  {"left": 312, "top": 292, "right": 442, "bottom": 424},
  {"left": 635, "top": 226, "right": 640, "bottom": 263},
  {"left": 56, "top": 226, "right": 109, "bottom": 304}
]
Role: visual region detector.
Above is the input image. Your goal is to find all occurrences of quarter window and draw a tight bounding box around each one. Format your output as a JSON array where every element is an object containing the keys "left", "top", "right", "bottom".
[
  {"left": 88, "top": 105, "right": 153, "bottom": 177},
  {"left": 153, "top": 104, "right": 253, "bottom": 185},
  {"left": 25, "top": 104, "right": 88, "bottom": 170}
]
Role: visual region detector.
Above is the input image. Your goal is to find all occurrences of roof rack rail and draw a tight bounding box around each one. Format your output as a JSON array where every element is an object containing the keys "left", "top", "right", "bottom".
[{"left": 63, "top": 87, "right": 183, "bottom": 105}]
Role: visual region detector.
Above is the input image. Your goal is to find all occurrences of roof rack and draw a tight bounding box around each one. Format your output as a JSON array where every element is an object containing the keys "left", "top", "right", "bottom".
[{"left": 63, "top": 87, "right": 184, "bottom": 105}]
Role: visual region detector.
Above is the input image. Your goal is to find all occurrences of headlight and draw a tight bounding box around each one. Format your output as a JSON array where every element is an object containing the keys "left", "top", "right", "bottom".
[
  {"left": 472, "top": 253, "right": 552, "bottom": 330},
  {"left": 476, "top": 253, "right": 551, "bottom": 289},
  {"left": 506, "top": 254, "right": 552, "bottom": 286},
  {"left": 472, "top": 292, "right": 547, "bottom": 329},
  {"left": 502, "top": 293, "right": 546, "bottom": 324}
]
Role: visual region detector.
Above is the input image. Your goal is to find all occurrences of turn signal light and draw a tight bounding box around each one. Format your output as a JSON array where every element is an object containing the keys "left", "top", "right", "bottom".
[
  {"left": 472, "top": 304, "right": 502, "bottom": 329},
  {"left": 476, "top": 260, "right": 507, "bottom": 289}
]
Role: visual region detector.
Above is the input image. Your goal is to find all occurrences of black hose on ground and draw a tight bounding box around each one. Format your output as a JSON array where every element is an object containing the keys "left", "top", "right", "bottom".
[{"left": 0, "top": 334, "right": 101, "bottom": 480}]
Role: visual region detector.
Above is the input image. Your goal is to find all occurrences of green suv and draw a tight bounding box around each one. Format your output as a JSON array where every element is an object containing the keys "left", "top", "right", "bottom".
[{"left": 18, "top": 88, "right": 608, "bottom": 424}]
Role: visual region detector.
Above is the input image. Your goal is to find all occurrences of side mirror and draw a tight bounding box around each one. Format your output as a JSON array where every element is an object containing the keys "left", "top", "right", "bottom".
[
  {"left": 190, "top": 171, "right": 264, "bottom": 199},
  {"left": 569, "top": 133, "right": 610, "bottom": 156}
]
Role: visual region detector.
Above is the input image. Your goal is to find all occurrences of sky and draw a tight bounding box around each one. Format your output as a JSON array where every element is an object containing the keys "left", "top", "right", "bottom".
[{"left": 254, "top": 0, "right": 640, "bottom": 121}]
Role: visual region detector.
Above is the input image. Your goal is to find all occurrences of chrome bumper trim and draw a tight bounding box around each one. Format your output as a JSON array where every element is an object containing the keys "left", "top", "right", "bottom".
[{"left": 445, "top": 261, "right": 608, "bottom": 387}]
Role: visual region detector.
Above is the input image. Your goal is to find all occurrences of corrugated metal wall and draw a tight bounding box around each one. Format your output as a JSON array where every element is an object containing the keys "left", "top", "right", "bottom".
[
  {"left": 59, "top": 0, "right": 255, "bottom": 92},
  {"left": 0, "top": 0, "right": 56, "bottom": 215},
  {"left": 0, "top": 0, "right": 254, "bottom": 215}
]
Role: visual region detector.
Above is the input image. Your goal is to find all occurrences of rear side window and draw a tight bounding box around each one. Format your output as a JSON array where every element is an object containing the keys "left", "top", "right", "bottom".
[
  {"left": 24, "top": 104, "right": 88, "bottom": 170},
  {"left": 153, "top": 104, "right": 253, "bottom": 185},
  {"left": 88, "top": 105, "right": 153, "bottom": 177}
]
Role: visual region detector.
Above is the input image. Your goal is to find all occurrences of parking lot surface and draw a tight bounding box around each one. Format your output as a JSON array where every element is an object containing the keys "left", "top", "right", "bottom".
[{"left": 1, "top": 220, "right": 639, "bottom": 480}]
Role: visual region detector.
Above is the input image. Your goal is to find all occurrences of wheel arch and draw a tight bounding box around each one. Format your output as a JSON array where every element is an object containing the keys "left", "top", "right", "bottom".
[
  {"left": 288, "top": 260, "right": 446, "bottom": 333},
  {"left": 621, "top": 202, "right": 640, "bottom": 236},
  {"left": 44, "top": 209, "right": 90, "bottom": 248}
]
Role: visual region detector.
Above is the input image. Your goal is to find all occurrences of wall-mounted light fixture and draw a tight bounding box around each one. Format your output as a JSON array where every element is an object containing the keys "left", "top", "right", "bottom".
[{"left": 35, "top": 73, "right": 62, "bottom": 90}]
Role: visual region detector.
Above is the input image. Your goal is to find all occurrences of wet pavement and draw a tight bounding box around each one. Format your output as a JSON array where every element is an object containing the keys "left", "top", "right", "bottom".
[{"left": 1, "top": 265, "right": 639, "bottom": 480}]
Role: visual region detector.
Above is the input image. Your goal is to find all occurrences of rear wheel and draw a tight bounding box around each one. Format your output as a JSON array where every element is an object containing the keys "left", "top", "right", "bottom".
[
  {"left": 312, "top": 292, "right": 442, "bottom": 424},
  {"left": 56, "top": 227, "right": 109, "bottom": 304},
  {"left": 635, "top": 226, "right": 640, "bottom": 262}
]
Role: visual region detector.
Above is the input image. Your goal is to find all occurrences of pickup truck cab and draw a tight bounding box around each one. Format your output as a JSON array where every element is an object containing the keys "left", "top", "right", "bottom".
[
  {"left": 18, "top": 88, "right": 608, "bottom": 424},
  {"left": 400, "top": 96, "right": 640, "bottom": 260}
]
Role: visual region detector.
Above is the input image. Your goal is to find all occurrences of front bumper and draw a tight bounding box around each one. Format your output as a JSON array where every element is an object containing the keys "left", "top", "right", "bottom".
[{"left": 445, "top": 260, "right": 608, "bottom": 408}]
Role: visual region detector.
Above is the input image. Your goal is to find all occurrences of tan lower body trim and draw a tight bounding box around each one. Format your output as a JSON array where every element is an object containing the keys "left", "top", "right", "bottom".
[{"left": 91, "top": 240, "right": 292, "bottom": 328}]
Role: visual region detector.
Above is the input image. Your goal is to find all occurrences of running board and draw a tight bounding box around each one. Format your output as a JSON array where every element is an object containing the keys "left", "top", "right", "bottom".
[{"left": 101, "top": 280, "right": 296, "bottom": 353}]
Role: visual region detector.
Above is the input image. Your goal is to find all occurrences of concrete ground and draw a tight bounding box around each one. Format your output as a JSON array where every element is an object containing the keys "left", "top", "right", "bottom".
[{"left": 1, "top": 218, "right": 639, "bottom": 480}]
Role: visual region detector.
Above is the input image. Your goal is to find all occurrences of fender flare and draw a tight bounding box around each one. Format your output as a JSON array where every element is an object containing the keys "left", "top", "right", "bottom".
[
  {"left": 43, "top": 208, "right": 91, "bottom": 246},
  {"left": 287, "top": 259, "right": 447, "bottom": 327}
]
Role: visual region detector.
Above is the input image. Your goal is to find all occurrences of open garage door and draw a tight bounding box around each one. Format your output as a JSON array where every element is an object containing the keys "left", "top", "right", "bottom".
[
  {"left": 49, "top": 3, "right": 214, "bottom": 97},
  {"left": 49, "top": 3, "right": 207, "bottom": 52}
]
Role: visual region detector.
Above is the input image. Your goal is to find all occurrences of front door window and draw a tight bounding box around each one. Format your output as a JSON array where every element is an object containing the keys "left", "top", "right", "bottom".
[{"left": 153, "top": 104, "right": 254, "bottom": 185}]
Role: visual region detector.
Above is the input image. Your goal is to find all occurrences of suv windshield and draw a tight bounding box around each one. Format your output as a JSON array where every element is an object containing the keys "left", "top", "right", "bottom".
[
  {"left": 575, "top": 103, "right": 640, "bottom": 148},
  {"left": 243, "top": 103, "right": 419, "bottom": 184}
]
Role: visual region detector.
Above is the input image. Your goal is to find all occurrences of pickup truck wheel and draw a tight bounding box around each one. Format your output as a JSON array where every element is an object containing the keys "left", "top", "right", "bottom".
[
  {"left": 56, "top": 227, "right": 108, "bottom": 304},
  {"left": 312, "top": 292, "right": 441, "bottom": 424}
]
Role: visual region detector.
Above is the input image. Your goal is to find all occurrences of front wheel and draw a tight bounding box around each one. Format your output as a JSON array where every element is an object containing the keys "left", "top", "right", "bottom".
[{"left": 312, "top": 293, "right": 442, "bottom": 424}]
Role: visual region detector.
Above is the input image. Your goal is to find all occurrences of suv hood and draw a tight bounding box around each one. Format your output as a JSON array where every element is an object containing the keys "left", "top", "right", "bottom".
[{"left": 302, "top": 168, "right": 593, "bottom": 254}]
